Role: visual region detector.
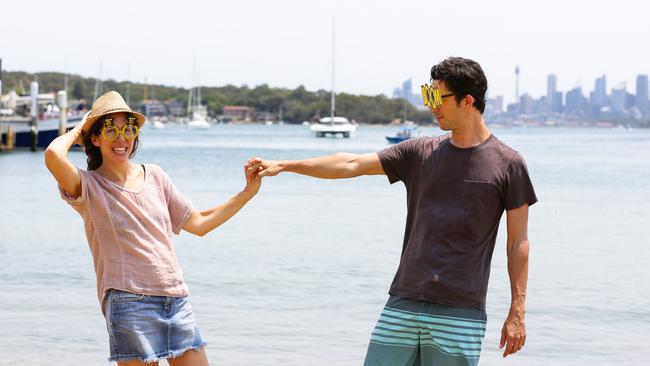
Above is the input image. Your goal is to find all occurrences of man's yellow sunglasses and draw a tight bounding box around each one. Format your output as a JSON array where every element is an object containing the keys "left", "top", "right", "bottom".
[{"left": 421, "top": 84, "right": 454, "bottom": 111}]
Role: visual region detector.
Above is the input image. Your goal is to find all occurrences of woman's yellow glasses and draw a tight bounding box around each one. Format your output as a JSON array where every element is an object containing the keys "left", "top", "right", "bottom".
[
  {"left": 101, "top": 117, "right": 139, "bottom": 142},
  {"left": 421, "top": 84, "right": 454, "bottom": 111}
]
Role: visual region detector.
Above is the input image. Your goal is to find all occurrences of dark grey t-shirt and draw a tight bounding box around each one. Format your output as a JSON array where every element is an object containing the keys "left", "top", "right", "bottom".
[{"left": 378, "top": 134, "right": 537, "bottom": 310}]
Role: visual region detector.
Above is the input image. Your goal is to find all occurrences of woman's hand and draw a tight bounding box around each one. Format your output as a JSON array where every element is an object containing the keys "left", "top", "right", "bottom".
[
  {"left": 242, "top": 158, "right": 262, "bottom": 197},
  {"left": 72, "top": 111, "right": 92, "bottom": 145}
]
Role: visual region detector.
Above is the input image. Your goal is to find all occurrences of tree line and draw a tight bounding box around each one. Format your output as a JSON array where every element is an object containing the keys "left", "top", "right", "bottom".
[{"left": 2, "top": 71, "right": 434, "bottom": 125}]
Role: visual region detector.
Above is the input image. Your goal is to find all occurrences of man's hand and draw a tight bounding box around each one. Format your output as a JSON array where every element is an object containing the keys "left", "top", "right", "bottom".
[
  {"left": 499, "top": 312, "right": 526, "bottom": 357},
  {"left": 248, "top": 157, "right": 282, "bottom": 177}
]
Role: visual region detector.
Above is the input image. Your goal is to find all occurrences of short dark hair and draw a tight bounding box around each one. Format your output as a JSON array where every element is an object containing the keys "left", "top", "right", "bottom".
[
  {"left": 82, "top": 113, "right": 140, "bottom": 170},
  {"left": 430, "top": 57, "right": 488, "bottom": 113}
]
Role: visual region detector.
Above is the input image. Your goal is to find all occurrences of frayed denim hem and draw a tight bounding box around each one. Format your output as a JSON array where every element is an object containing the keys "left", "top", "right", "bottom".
[{"left": 108, "top": 342, "right": 207, "bottom": 363}]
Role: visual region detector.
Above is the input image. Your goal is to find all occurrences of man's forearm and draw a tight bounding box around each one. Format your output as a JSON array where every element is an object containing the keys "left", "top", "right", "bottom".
[
  {"left": 278, "top": 153, "right": 362, "bottom": 179},
  {"left": 507, "top": 239, "right": 529, "bottom": 317}
]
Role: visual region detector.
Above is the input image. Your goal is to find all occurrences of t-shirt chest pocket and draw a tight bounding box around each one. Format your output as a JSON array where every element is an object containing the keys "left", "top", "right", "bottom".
[{"left": 461, "top": 180, "right": 498, "bottom": 210}]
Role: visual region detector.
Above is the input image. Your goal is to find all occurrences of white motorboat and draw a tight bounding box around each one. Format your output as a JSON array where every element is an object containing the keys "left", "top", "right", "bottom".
[{"left": 311, "top": 116, "right": 357, "bottom": 137}]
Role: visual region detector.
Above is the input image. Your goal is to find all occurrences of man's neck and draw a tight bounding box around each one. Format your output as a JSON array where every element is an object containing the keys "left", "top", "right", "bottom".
[{"left": 449, "top": 114, "right": 491, "bottom": 148}]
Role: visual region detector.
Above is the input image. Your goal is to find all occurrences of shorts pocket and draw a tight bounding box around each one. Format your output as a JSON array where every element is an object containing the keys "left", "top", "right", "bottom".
[{"left": 110, "top": 290, "right": 148, "bottom": 303}]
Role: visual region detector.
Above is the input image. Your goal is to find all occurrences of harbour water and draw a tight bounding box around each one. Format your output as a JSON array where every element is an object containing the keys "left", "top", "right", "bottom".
[{"left": 1, "top": 124, "right": 648, "bottom": 365}]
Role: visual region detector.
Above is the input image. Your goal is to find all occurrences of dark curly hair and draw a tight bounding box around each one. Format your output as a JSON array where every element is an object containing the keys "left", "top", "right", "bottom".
[
  {"left": 430, "top": 57, "right": 488, "bottom": 113},
  {"left": 82, "top": 113, "right": 140, "bottom": 170}
]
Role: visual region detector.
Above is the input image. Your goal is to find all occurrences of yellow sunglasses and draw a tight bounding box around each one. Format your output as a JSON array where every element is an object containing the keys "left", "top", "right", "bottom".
[
  {"left": 421, "top": 84, "right": 454, "bottom": 111},
  {"left": 101, "top": 117, "right": 139, "bottom": 142}
]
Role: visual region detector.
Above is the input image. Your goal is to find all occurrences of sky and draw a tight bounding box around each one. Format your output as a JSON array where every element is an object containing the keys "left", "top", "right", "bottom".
[{"left": 1, "top": 0, "right": 649, "bottom": 105}]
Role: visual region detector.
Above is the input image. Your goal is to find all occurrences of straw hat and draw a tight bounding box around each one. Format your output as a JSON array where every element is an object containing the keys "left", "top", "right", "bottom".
[{"left": 83, "top": 91, "right": 145, "bottom": 133}]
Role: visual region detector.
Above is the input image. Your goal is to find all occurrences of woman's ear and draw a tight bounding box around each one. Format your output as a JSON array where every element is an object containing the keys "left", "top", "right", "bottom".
[{"left": 91, "top": 134, "right": 101, "bottom": 147}]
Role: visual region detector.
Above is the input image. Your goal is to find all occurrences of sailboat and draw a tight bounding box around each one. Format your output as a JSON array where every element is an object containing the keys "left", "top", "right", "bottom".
[
  {"left": 310, "top": 15, "right": 357, "bottom": 138},
  {"left": 186, "top": 55, "right": 210, "bottom": 129},
  {"left": 143, "top": 79, "right": 165, "bottom": 129}
]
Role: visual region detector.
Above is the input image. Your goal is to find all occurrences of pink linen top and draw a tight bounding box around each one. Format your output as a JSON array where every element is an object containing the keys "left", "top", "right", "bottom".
[{"left": 59, "top": 164, "right": 194, "bottom": 308}]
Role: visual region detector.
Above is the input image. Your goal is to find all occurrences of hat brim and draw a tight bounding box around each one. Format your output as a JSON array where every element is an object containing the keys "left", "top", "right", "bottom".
[{"left": 83, "top": 109, "right": 146, "bottom": 133}]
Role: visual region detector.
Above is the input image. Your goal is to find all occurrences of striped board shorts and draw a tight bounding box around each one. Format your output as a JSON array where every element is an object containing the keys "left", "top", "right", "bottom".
[{"left": 364, "top": 296, "right": 487, "bottom": 366}]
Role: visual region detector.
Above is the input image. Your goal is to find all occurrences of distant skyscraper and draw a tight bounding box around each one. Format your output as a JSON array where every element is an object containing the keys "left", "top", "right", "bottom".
[
  {"left": 566, "top": 87, "right": 584, "bottom": 115},
  {"left": 392, "top": 78, "right": 422, "bottom": 108},
  {"left": 593, "top": 75, "right": 607, "bottom": 107},
  {"left": 519, "top": 93, "right": 533, "bottom": 114},
  {"left": 636, "top": 75, "right": 649, "bottom": 116},
  {"left": 514, "top": 65, "right": 520, "bottom": 104},
  {"left": 547, "top": 74, "right": 557, "bottom": 113},
  {"left": 402, "top": 79, "right": 412, "bottom": 100},
  {"left": 552, "top": 91, "right": 563, "bottom": 114},
  {"left": 495, "top": 96, "right": 504, "bottom": 114},
  {"left": 611, "top": 84, "right": 626, "bottom": 112},
  {"left": 547, "top": 74, "right": 557, "bottom": 100}
]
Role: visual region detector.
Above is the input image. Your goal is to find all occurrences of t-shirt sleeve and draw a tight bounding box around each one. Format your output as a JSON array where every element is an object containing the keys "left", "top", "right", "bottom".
[
  {"left": 377, "top": 138, "right": 422, "bottom": 184},
  {"left": 159, "top": 167, "right": 194, "bottom": 235},
  {"left": 503, "top": 153, "right": 538, "bottom": 210},
  {"left": 58, "top": 168, "right": 88, "bottom": 208}
]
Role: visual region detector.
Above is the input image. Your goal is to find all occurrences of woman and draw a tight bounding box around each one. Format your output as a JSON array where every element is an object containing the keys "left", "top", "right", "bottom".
[{"left": 44, "top": 91, "right": 261, "bottom": 365}]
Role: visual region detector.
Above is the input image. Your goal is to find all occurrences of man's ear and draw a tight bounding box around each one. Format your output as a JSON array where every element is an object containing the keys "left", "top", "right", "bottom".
[{"left": 464, "top": 95, "right": 475, "bottom": 107}]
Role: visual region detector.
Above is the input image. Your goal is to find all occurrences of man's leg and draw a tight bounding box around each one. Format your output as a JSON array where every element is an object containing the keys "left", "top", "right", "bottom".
[
  {"left": 363, "top": 296, "right": 427, "bottom": 366},
  {"left": 418, "top": 302, "right": 487, "bottom": 366}
]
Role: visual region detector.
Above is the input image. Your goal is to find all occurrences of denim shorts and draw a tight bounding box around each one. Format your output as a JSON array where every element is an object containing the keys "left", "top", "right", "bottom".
[{"left": 103, "top": 289, "right": 206, "bottom": 363}]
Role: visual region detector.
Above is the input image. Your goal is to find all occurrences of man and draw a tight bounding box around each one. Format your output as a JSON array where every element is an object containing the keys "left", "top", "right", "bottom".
[{"left": 251, "top": 57, "right": 537, "bottom": 365}]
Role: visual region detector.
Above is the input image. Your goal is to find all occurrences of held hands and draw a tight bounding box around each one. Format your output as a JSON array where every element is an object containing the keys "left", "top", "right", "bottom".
[
  {"left": 243, "top": 158, "right": 263, "bottom": 197},
  {"left": 247, "top": 157, "right": 282, "bottom": 178},
  {"left": 241, "top": 157, "right": 282, "bottom": 196},
  {"left": 499, "top": 312, "right": 526, "bottom": 357}
]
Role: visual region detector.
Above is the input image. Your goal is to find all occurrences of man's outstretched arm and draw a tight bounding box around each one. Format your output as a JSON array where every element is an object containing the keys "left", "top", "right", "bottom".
[
  {"left": 251, "top": 153, "right": 385, "bottom": 179},
  {"left": 500, "top": 203, "right": 530, "bottom": 358}
]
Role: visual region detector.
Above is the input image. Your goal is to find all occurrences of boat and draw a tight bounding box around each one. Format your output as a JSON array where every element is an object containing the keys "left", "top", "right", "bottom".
[
  {"left": 147, "top": 117, "right": 165, "bottom": 129},
  {"left": 1, "top": 81, "right": 84, "bottom": 148},
  {"left": 385, "top": 123, "right": 420, "bottom": 144},
  {"left": 310, "top": 15, "right": 356, "bottom": 138},
  {"left": 1, "top": 113, "right": 83, "bottom": 148},
  {"left": 186, "top": 54, "right": 210, "bottom": 130},
  {"left": 311, "top": 116, "right": 357, "bottom": 137},
  {"left": 186, "top": 105, "right": 210, "bottom": 129}
]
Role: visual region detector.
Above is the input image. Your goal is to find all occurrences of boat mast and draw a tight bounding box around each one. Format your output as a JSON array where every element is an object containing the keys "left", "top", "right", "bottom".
[{"left": 330, "top": 14, "right": 335, "bottom": 124}]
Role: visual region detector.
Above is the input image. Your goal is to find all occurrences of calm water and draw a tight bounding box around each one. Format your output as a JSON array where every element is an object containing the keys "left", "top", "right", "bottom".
[{"left": 1, "top": 124, "right": 649, "bottom": 365}]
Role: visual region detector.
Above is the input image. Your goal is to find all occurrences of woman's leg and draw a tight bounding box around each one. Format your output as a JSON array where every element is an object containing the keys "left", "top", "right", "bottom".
[{"left": 167, "top": 347, "right": 209, "bottom": 366}]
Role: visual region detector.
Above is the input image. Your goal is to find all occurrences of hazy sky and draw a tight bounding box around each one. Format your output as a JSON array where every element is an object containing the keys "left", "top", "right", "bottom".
[{"left": 1, "top": 0, "right": 649, "bottom": 104}]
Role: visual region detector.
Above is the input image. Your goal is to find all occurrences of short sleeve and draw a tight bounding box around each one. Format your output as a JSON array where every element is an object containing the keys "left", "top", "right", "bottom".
[
  {"left": 158, "top": 167, "right": 194, "bottom": 235},
  {"left": 504, "top": 153, "right": 538, "bottom": 210},
  {"left": 58, "top": 167, "right": 88, "bottom": 208},
  {"left": 377, "top": 137, "right": 423, "bottom": 184}
]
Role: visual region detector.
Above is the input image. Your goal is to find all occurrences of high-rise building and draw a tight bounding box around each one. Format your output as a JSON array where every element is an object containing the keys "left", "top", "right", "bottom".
[
  {"left": 519, "top": 93, "right": 533, "bottom": 115},
  {"left": 402, "top": 79, "right": 412, "bottom": 101},
  {"left": 547, "top": 74, "right": 557, "bottom": 112},
  {"left": 636, "top": 75, "right": 649, "bottom": 116},
  {"left": 611, "top": 84, "right": 626, "bottom": 112},
  {"left": 495, "top": 96, "right": 504, "bottom": 114},
  {"left": 566, "top": 87, "right": 584, "bottom": 115},
  {"left": 593, "top": 75, "right": 607, "bottom": 107},
  {"left": 392, "top": 78, "right": 418, "bottom": 107},
  {"left": 552, "top": 91, "right": 563, "bottom": 114}
]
